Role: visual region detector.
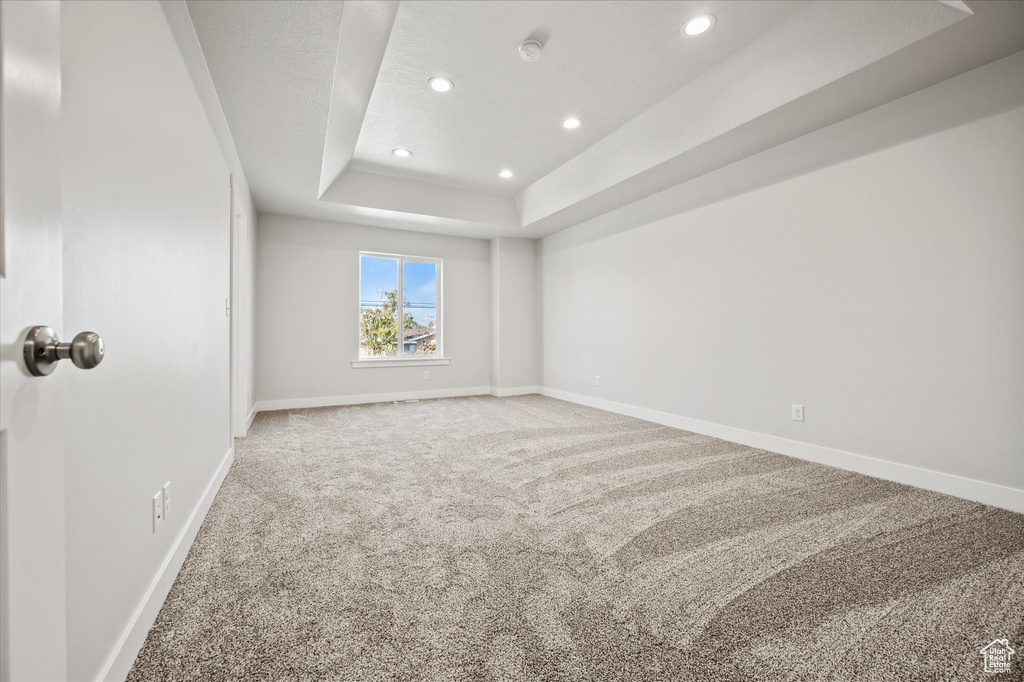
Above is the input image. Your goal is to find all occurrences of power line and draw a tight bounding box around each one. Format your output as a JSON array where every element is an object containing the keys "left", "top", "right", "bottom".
[{"left": 360, "top": 300, "right": 435, "bottom": 309}]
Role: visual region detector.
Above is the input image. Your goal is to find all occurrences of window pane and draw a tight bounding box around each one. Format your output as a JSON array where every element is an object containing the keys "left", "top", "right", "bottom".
[
  {"left": 359, "top": 256, "right": 398, "bottom": 358},
  {"left": 402, "top": 260, "right": 437, "bottom": 356}
]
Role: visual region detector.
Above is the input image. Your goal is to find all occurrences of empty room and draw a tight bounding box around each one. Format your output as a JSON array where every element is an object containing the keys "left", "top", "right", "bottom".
[{"left": 2, "top": 0, "right": 1024, "bottom": 680}]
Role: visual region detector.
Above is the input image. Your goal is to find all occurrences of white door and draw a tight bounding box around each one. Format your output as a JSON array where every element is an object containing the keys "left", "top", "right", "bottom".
[
  {"left": 0, "top": 2, "right": 67, "bottom": 680},
  {"left": 230, "top": 182, "right": 248, "bottom": 438}
]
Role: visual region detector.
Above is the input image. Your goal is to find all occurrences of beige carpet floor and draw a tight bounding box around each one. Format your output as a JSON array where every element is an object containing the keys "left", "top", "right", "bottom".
[{"left": 128, "top": 395, "right": 1024, "bottom": 681}]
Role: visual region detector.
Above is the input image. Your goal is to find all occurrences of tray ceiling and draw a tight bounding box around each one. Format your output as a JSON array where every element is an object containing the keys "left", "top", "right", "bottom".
[{"left": 186, "top": 0, "right": 1024, "bottom": 239}]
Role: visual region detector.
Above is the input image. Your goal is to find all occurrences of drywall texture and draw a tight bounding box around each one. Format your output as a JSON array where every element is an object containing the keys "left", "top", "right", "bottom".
[
  {"left": 162, "top": 0, "right": 260, "bottom": 429},
  {"left": 61, "top": 2, "right": 232, "bottom": 679},
  {"left": 540, "top": 56, "right": 1024, "bottom": 493},
  {"left": 489, "top": 238, "right": 540, "bottom": 390},
  {"left": 256, "top": 215, "right": 491, "bottom": 404}
]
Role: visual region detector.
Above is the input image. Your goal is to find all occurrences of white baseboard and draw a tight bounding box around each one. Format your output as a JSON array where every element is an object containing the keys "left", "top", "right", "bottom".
[
  {"left": 98, "top": 446, "right": 234, "bottom": 682},
  {"left": 87, "top": 388, "right": 1020, "bottom": 682},
  {"left": 540, "top": 387, "right": 1024, "bottom": 514},
  {"left": 255, "top": 384, "right": 1023, "bottom": 512},
  {"left": 490, "top": 386, "right": 540, "bottom": 397},
  {"left": 244, "top": 404, "right": 257, "bottom": 434},
  {"left": 254, "top": 386, "right": 493, "bottom": 412}
]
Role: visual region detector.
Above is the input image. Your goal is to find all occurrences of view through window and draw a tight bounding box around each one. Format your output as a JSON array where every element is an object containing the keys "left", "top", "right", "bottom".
[{"left": 359, "top": 253, "right": 440, "bottom": 359}]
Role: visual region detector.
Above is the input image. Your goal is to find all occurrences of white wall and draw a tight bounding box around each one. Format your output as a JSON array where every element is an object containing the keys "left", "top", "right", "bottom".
[
  {"left": 540, "top": 54, "right": 1024, "bottom": 504},
  {"left": 161, "top": 0, "right": 259, "bottom": 434},
  {"left": 256, "top": 214, "right": 492, "bottom": 407},
  {"left": 60, "top": 2, "right": 236, "bottom": 679},
  {"left": 489, "top": 238, "right": 540, "bottom": 392}
]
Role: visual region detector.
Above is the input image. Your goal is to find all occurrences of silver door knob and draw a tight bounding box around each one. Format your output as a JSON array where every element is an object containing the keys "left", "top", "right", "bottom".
[{"left": 23, "top": 326, "right": 104, "bottom": 376}]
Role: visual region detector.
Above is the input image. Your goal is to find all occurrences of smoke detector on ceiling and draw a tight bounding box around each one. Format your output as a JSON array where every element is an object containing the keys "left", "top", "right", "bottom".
[{"left": 519, "top": 39, "right": 543, "bottom": 62}]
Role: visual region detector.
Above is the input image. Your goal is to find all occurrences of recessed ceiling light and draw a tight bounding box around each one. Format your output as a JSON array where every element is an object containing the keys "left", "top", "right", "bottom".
[
  {"left": 561, "top": 117, "right": 582, "bottom": 130},
  {"left": 392, "top": 148, "right": 411, "bottom": 158},
  {"left": 683, "top": 14, "right": 715, "bottom": 36},
  {"left": 428, "top": 76, "right": 453, "bottom": 93},
  {"left": 499, "top": 169, "right": 514, "bottom": 179}
]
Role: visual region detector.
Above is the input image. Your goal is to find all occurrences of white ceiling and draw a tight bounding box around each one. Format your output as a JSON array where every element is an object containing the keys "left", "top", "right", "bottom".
[
  {"left": 186, "top": 0, "right": 344, "bottom": 206},
  {"left": 186, "top": 0, "right": 1024, "bottom": 240},
  {"left": 350, "top": 1, "right": 803, "bottom": 194}
]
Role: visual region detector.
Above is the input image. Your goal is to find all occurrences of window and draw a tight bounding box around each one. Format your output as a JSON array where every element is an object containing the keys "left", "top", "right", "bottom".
[{"left": 358, "top": 253, "right": 442, "bottom": 362}]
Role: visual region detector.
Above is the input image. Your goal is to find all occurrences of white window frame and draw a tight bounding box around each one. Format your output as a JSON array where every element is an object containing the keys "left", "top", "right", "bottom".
[{"left": 352, "top": 251, "right": 447, "bottom": 368}]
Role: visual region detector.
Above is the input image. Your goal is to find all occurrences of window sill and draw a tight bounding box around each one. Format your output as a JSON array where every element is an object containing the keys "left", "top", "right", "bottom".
[{"left": 351, "top": 358, "right": 450, "bottom": 369}]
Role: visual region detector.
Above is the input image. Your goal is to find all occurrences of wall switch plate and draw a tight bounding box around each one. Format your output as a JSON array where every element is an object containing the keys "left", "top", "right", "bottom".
[
  {"left": 423, "top": 370, "right": 430, "bottom": 380},
  {"left": 152, "top": 490, "right": 164, "bottom": 533},
  {"left": 162, "top": 481, "right": 171, "bottom": 516},
  {"left": 595, "top": 375, "right": 601, "bottom": 386},
  {"left": 792, "top": 404, "right": 805, "bottom": 422}
]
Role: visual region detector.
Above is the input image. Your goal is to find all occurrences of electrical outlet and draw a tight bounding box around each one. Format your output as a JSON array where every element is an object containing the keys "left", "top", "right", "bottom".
[
  {"left": 594, "top": 375, "right": 601, "bottom": 386},
  {"left": 152, "top": 490, "right": 164, "bottom": 533},
  {"left": 423, "top": 370, "right": 430, "bottom": 380},
  {"left": 792, "top": 404, "right": 805, "bottom": 422},
  {"left": 162, "top": 481, "right": 171, "bottom": 517}
]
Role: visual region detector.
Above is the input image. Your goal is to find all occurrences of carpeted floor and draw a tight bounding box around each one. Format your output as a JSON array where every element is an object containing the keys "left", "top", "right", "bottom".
[{"left": 128, "top": 395, "right": 1024, "bottom": 681}]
